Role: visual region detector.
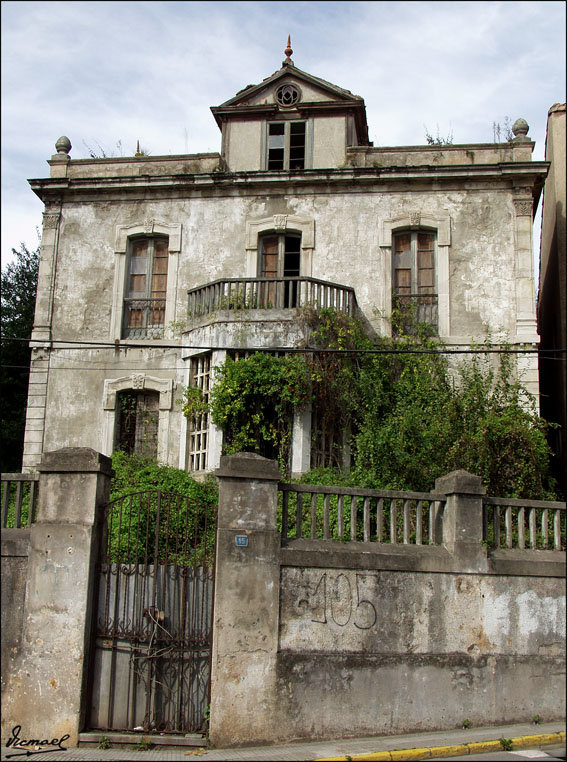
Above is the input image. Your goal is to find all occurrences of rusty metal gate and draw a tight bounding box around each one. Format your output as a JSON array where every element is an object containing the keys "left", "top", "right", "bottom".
[{"left": 87, "top": 490, "right": 216, "bottom": 735}]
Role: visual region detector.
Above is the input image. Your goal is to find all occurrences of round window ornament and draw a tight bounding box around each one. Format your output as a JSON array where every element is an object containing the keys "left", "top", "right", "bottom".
[{"left": 276, "top": 84, "right": 301, "bottom": 107}]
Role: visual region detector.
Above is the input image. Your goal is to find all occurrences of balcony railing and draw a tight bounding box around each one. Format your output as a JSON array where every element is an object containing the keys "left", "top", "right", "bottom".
[
  {"left": 392, "top": 293, "right": 439, "bottom": 333},
  {"left": 123, "top": 298, "right": 166, "bottom": 339},
  {"left": 2, "top": 473, "right": 39, "bottom": 529},
  {"left": 188, "top": 277, "right": 357, "bottom": 319}
]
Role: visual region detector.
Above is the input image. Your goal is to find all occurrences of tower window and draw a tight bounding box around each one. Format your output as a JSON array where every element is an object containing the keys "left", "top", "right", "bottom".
[{"left": 267, "top": 121, "right": 306, "bottom": 170}]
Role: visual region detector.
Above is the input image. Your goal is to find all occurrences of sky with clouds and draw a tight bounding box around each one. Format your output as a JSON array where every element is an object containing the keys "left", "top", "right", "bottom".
[{"left": 1, "top": 0, "right": 565, "bottom": 271}]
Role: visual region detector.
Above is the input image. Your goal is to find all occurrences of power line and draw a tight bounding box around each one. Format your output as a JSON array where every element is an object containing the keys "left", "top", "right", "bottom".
[{"left": 2, "top": 335, "right": 566, "bottom": 356}]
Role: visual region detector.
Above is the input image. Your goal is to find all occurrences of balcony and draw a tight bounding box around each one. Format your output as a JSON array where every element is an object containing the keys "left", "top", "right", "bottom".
[
  {"left": 392, "top": 293, "right": 439, "bottom": 334},
  {"left": 187, "top": 277, "right": 357, "bottom": 319},
  {"left": 123, "top": 298, "right": 166, "bottom": 339}
]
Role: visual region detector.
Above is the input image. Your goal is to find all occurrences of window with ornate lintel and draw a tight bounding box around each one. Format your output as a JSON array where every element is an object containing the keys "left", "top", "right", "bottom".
[
  {"left": 380, "top": 212, "right": 451, "bottom": 337},
  {"left": 110, "top": 220, "right": 182, "bottom": 341}
]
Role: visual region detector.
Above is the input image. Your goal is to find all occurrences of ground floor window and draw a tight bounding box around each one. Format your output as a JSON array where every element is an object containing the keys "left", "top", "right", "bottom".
[
  {"left": 188, "top": 354, "right": 211, "bottom": 471},
  {"left": 116, "top": 390, "right": 159, "bottom": 458}
]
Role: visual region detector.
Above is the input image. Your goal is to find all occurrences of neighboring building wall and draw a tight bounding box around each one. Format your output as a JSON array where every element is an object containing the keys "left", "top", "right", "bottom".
[
  {"left": 210, "top": 454, "right": 566, "bottom": 748},
  {"left": 538, "top": 103, "right": 567, "bottom": 496}
]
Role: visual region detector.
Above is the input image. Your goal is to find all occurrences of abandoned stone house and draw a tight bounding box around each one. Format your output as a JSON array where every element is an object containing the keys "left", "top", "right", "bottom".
[{"left": 22, "top": 43, "right": 548, "bottom": 477}]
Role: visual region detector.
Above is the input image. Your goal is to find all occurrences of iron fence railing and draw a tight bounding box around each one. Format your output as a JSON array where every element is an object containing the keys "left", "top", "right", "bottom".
[
  {"left": 123, "top": 298, "right": 166, "bottom": 339},
  {"left": 483, "top": 497, "right": 566, "bottom": 551},
  {"left": 188, "top": 277, "right": 357, "bottom": 318},
  {"left": 1, "top": 473, "right": 39, "bottom": 528},
  {"left": 279, "top": 483, "right": 445, "bottom": 545}
]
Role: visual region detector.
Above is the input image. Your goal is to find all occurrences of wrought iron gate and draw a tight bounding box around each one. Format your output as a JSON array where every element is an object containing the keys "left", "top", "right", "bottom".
[{"left": 88, "top": 490, "right": 216, "bottom": 734}]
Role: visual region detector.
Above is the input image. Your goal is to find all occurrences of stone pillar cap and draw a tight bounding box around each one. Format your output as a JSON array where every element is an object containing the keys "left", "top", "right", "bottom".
[
  {"left": 38, "top": 447, "right": 114, "bottom": 476},
  {"left": 215, "top": 452, "right": 281, "bottom": 481},
  {"left": 435, "top": 469, "right": 486, "bottom": 495}
]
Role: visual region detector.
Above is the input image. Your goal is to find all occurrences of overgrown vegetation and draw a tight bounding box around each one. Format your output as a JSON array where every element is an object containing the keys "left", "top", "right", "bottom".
[
  {"left": 107, "top": 451, "right": 218, "bottom": 565},
  {"left": 182, "top": 307, "right": 557, "bottom": 500},
  {"left": 1, "top": 241, "right": 40, "bottom": 472}
]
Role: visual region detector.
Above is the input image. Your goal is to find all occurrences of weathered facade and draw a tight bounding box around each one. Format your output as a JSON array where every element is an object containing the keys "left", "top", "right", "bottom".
[
  {"left": 23, "top": 46, "right": 548, "bottom": 475},
  {"left": 538, "top": 103, "right": 566, "bottom": 496}
]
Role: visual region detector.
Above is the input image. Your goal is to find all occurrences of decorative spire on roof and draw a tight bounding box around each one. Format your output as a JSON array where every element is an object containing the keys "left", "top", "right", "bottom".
[{"left": 283, "top": 35, "right": 294, "bottom": 65}]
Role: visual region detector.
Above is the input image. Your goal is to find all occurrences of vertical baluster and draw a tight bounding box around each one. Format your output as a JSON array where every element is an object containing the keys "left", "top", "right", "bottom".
[
  {"left": 390, "top": 499, "right": 397, "bottom": 544},
  {"left": 337, "top": 494, "right": 344, "bottom": 539},
  {"left": 529, "top": 507, "right": 537, "bottom": 548},
  {"left": 403, "top": 500, "right": 410, "bottom": 544},
  {"left": 493, "top": 505, "right": 501, "bottom": 548},
  {"left": 2, "top": 480, "right": 10, "bottom": 528},
  {"left": 505, "top": 506, "right": 513, "bottom": 548},
  {"left": 363, "top": 497, "right": 370, "bottom": 542},
  {"left": 310, "top": 493, "right": 317, "bottom": 539},
  {"left": 350, "top": 496, "right": 357, "bottom": 541},
  {"left": 416, "top": 500, "right": 423, "bottom": 545},
  {"left": 296, "top": 492, "right": 303, "bottom": 539},
  {"left": 377, "top": 498, "right": 384, "bottom": 542},
  {"left": 518, "top": 507, "right": 525, "bottom": 549},
  {"left": 323, "top": 493, "right": 330, "bottom": 540},
  {"left": 541, "top": 509, "right": 549, "bottom": 549},
  {"left": 429, "top": 501, "right": 436, "bottom": 545},
  {"left": 15, "top": 481, "right": 23, "bottom": 529},
  {"left": 282, "top": 490, "right": 288, "bottom": 540},
  {"left": 554, "top": 510, "right": 562, "bottom": 550},
  {"left": 29, "top": 479, "right": 38, "bottom": 526}
]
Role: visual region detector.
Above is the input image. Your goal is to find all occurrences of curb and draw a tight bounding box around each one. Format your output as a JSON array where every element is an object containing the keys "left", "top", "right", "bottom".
[{"left": 316, "top": 731, "right": 566, "bottom": 761}]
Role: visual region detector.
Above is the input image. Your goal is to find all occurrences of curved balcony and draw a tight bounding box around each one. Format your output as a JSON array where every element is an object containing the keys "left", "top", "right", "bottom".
[{"left": 187, "top": 277, "right": 357, "bottom": 319}]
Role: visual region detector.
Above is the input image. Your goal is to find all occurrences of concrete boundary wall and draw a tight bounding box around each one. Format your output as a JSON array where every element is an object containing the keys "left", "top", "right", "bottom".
[
  {"left": 209, "top": 453, "right": 566, "bottom": 748},
  {"left": 1, "top": 448, "right": 113, "bottom": 746}
]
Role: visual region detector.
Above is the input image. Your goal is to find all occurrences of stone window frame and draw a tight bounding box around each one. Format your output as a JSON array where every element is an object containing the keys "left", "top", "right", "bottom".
[
  {"left": 379, "top": 212, "right": 451, "bottom": 337},
  {"left": 103, "top": 374, "right": 174, "bottom": 462},
  {"left": 110, "top": 221, "right": 182, "bottom": 341},
  {"left": 245, "top": 215, "right": 315, "bottom": 278}
]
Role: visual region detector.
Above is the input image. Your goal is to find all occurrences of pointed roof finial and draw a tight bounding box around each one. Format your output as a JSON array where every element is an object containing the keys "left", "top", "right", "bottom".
[{"left": 284, "top": 34, "right": 293, "bottom": 64}]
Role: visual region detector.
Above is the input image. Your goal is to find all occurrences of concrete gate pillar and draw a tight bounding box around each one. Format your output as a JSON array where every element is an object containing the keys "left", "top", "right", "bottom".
[
  {"left": 209, "top": 452, "right": 281, "bottom": 748},
  {"left": 1, "top": 448, "right": 113, "bottom": 746}
]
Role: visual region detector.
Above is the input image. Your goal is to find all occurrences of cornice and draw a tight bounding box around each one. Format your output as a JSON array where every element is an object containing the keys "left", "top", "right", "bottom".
[{"left": 28, "top": 161, "right": 550, "bottom": 203}]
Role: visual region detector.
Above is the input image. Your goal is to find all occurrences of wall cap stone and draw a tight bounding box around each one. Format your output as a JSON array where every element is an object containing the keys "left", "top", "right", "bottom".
[
  {"left": 215, "top": 452, "right": 281, "bottom": 481},
  {"left": 435, "top": 469, "right": 486, "bottom": 496},
  {"left": 37, "top": 447, "right": 114, "bottom": 476}
]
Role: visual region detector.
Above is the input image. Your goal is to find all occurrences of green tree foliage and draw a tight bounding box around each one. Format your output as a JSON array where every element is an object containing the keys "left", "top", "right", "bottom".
[
  {"left": 1, "top": 242, "right": 40, "bottom": 472},
  {"left": 108, "top": 451, "right": 218, "bottom": 565},
  {"left": 205, "top": 352, "right": 311, "bottom": 470},
  {"left": 183, "top": 307, "right": 556, "bottom": 500}
]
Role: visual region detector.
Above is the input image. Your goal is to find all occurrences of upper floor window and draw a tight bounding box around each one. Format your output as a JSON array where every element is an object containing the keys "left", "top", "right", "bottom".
[
  {"left": 393, "top": 230, "right": 438, "bottom": 332},
  {"left": 267, "top": 121, "right": 306, "bottom": 170},
  {"left": 123, "top": 236, "right": 168, "bottom": 338},
  {"left": 259, "top": 233, "right": 301, "bottom": 307}
]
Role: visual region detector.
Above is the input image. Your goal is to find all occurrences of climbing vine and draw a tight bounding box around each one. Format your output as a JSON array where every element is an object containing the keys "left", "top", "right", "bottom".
[{"left": 181, "top": 307, "right": 557, "bottom": 499}]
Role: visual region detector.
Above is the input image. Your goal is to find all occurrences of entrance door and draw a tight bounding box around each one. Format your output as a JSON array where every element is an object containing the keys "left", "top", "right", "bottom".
[
  {"left": 88, "top": 490, "right": 216, "bottom": 735},
  {"left": 259, "top": 233, "right": 301, "bottom": 307}
]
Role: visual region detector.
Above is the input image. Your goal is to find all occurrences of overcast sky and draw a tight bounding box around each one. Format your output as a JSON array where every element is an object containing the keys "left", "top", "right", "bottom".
[{"left": 1, "top": 0, "right": 565, "bottom": 271}]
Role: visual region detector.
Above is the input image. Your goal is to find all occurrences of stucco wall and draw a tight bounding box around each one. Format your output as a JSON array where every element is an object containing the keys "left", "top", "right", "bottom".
[{"left": 209, "top": 455, "right": 566, "bottom": 748}]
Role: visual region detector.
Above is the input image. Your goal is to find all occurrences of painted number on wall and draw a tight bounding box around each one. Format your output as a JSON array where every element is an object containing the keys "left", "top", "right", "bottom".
[{"left": 309, "top": 572, "right": 377, "bottom": 630}]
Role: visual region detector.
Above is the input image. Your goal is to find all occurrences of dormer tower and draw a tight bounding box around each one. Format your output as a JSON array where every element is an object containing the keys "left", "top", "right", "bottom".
[{"left": 210, "top": 38, "right": 370, "bottom": 172}]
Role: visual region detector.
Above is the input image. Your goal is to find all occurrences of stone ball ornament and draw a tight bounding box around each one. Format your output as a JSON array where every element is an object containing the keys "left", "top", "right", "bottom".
[
  {"left": 55, "top": 135, "right": 72, "bottom": 154},
  {"left": 512, "top": 118, "right": 529, "bottom": 138}
]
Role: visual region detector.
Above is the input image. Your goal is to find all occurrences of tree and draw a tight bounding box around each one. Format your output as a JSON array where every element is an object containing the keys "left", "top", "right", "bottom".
[{"left": 1, "top": 242, "right": 40, "bottom": 472}]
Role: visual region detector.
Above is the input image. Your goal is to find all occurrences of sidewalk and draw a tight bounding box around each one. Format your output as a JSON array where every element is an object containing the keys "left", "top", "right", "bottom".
[{"left": 1, "top": 721, "right": 565, "bottom": 762}]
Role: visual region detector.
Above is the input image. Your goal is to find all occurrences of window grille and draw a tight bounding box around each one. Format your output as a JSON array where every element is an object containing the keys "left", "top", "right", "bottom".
[
  {"left": 188, "top": 354, "right": 211, "bottom": 471},
  {"left": 117, "top": 391, "right": 159, "bottom": 459}
]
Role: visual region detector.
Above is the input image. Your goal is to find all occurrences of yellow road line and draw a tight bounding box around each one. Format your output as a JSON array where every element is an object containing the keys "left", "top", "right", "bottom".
[{"left": 316, "top": 730, "right": 566, "bottom": 761}]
